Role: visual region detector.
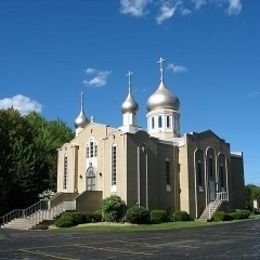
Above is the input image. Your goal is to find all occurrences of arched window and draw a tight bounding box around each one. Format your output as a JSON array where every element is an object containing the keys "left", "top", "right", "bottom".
[
  {"left": 207, "top": 148, "right": 215, "bottom": 180},
  {"left": 86, "top": 164, "right": 95, "bottom": 191},
  {"left": 195, "top": 149, "right": 204, "bottom": 192},
  {"left": 165, "top": 159, "right": 170, "bottom": 185},
  {"left": 111, "top": 144, "right": 117, "bottom": 186},
  {"left": 64, "top": 155, "right": 68, "bottom": 190},
  {"left": 218, "top": 153, "right": 226, "bottom": 191},
  {"left": 86, "top": 139, "right": 98, "bottom": 158},
  {"left": 158, "top": 116, "right": 162, "bottom": 128}
]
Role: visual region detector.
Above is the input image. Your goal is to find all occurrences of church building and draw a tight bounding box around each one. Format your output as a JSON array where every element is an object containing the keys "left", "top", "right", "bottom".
[{"left": 56, "top": 58, "right": 245, "bottom": 219}]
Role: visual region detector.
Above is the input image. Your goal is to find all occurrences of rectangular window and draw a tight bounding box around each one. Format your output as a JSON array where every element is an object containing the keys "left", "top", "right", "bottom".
[
  {"left": 86, "top": 146, "right": 90, "bottom": 158},
  {"left": 95, "top": 144, "right": 98, "bottom": 157},
  {"left": 87, "top": 178, "right": 96, "bottom": 191},
  {"left": 166, "top": 160, "right": 170, "bottom": 185},
  {"left": 197, "top": 161, "right": 202, "bottom": 187},
  {"left": 220, "top": 165, "right": 224, "bottom": 188},
  {"left": 112, "top": 145, "right": 117, "bottom": 186},
  {"left": 158, "top": 116, "right": 162, "bottom": 128},
  {"left": 90, "top": 142, "right": 94, "bottom": 158},
  {"left": 209, "top": 157, "right": 213, "bottom": 177},
  {"left": 64, "top": 156, "right": 68, "bottom": 190},
  {"left": 152, "top": 117, "right": 155, "bottom": 129},
  {"left": 166, "top": 116, "right": 170, "bottom": 128}
]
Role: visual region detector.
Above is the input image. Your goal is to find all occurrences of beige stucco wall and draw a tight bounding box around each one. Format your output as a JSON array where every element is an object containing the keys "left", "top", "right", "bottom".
[
  {"left": 56, "top": 124, "right": 245, "bottom": 217},
  {"left": 126, "top": 131, "right": 178, "bottom": 212},
  {"left": 57, "top": 123, "right": 128, "bottom": 202}
]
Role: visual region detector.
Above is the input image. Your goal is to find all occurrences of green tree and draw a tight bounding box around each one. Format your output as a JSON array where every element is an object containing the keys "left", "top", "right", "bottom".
[
  {"left": 0, "top": 108, "right": 73, "bottom": 215},
  {"left": 245, "top": 184, "right": 260, "bottom": 210}
]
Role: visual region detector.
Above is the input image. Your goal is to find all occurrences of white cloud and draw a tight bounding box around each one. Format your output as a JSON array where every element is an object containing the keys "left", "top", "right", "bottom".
[
  {"left": 226, "top": 0, "right": 242, "bottom": 15},
  {"left": 0, "top": 94, "right": 42, "bottom": 115},
  {"left": 181, "top": 8, "right": 192, "bottom": 16},
  {"left": 167, "top": 63, "right": 188, "bottom": 73},
  {"left": 156, "top": 2, "right": 179, "bottom": 24},
  {"left": 120, "top": 0, "right": 243, "bottom": 22},
  {"left": 83, "top": 68, "right": 111, "bottom": 87},
  {"left": 85, "top": 68, "right": 97, "bottom": 74},
  {"left": 120, "top": 0, "right": 152, "bottom": 17},
  {"left": 192, "top": 0, "right": 208, "bottom": 10},
  {"left": 247, "top": 91, "right": 259, "bottom": 99}
]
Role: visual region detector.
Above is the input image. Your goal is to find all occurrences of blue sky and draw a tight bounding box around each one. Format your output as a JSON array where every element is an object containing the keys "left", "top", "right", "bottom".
[{"left": 0, "top": 0, "right": 259, "bottom": 185}]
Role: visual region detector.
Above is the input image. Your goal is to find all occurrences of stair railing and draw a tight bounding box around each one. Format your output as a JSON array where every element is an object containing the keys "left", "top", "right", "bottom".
[
  {"left": 0, "top": 200, "right": 48, "bottom": 226},
  {"left": 208, "top": 192, "right": 229, "bottom": 219},
  {"left": 1, "top": 199, "right": 76, "bottom": 228}
]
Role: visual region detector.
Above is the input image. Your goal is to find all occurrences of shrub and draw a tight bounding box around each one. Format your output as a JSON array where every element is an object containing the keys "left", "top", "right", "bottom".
[
  {"left": 31, "top": 223, "right": 49, "bottom": 230},
  {"left": 213, "top": 211, "right": 227, "bottom": 222},
  {"left": 55, "top": 211, "right": 85, "bottom": 227},
  {"left": 55, "top": 215, "right": 76, "bottom": 227},
  {"left": 101, "top": 195, "right": 126, "bottom": 222},
  {"left": 172, "top": 210, "right": 190, "bottom": 221},
  {"left": 125, "top": 206, "right": 150, "bottom": 224},
  {"left": 70, "top": 212, "right": 85, "bottom": 224},
  {"left": 150, "top": 210, "right": 168, "bottom": 224},
  {"left": 92, "top": 211, "right": 102, "bottom": 222},
  {"left": 235, "top": 209, "right": 251, "bottom": 220},
  {"left": 225, "top": 212, "right": 236, "bottom": 221},
  {"left": 83, "top": 212, "right": 93, "bottom": 223}
]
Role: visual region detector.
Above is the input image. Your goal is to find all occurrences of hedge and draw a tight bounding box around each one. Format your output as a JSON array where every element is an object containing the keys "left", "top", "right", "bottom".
[
  {"left": 150, "top": 210, "right": 168, "bottom": 224},
  {"left": 235, "top": 209, "right": 251, "bottom": 220},
  {"left": 172, "top": 210, "right": 190, "bottom": 221},
  {"left": 213, "top": 211, "right": 227, "bottom": 222},
  {"left": 125, "top": 206, "right": 150, "bottom": 224}
]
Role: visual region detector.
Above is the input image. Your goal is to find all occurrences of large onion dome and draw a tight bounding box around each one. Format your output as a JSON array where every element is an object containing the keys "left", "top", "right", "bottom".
[
  {"left": 74, "top": 91, "right": 89, "bottom": 128},
  {"left": 74, "top": 110, "right": 89, "bottom": 128},
  {"left": 146, "top": 80, "right": 180, "bottom": 112},
  {"left": 121, "top": 92, "right": 139, "bottom": 114}
]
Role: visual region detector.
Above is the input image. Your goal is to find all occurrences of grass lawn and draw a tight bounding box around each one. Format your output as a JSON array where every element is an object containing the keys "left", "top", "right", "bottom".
[
  {"left": 0, "top": 233, "right": 5, "bottom": 240},
  {"left": 49, "top": 214, "right": 260, "bottom": 233},
  {"left": 50, "top": 220, "right": 224, "bottom": 233}
]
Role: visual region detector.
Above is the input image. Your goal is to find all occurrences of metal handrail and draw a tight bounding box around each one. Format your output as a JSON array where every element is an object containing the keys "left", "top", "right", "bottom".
[
  {"left": 23, "top": 200, "right": 48, "bottom": 218},
  {"left": 208, "top": 192, "right": 229, "bottom": 219},
  {"left": 0, "top": 200, "right": 48, "bottom": 226},
  {"left": 0, "top": 209, "right": 24, "bottom": 226},
  {"left": 0, "top": 200, "right": 76, "bottom": 228}
]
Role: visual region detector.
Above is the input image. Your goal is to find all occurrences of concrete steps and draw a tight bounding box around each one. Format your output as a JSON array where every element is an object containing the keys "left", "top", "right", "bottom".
[
  {"left": 1, "top": 201, "right": 76, "bottom": 230},
  {"left": 199, "top": 200, "right": 222, "bottom": 220}
]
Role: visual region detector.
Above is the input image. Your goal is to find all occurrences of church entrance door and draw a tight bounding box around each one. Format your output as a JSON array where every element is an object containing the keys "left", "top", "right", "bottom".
[{"left": 209, "top": 180, "right": 216, "bottom": 202}]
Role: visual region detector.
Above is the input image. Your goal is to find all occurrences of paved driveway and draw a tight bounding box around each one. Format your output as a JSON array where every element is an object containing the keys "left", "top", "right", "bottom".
[{"left": 0, "top": 220, "right": 260, "bottom": 259}]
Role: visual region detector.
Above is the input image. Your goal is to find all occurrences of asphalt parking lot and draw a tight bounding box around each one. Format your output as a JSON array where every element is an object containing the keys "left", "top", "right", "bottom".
[{"left": 0, "top": 219, "right": 260, "bottom": 259}]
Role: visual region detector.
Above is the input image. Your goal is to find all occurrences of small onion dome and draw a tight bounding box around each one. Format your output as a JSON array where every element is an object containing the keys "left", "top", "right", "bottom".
[
  {"left": 121, "top": 92, "right": 139, "bottom": 114},
  {"left": 146, "top": 80, "right": 180, "bottom": 112},
  {"left": 74, "top": 110, "right": 89, "bottom": 128}
]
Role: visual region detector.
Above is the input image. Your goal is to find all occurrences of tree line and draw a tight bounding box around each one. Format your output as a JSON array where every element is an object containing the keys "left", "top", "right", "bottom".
[
  {"left": 0, "top": 108, "right": 74, "bottom": 216},
  {"left": 245, "top": 184, "right": 260, "bottom": 210}
]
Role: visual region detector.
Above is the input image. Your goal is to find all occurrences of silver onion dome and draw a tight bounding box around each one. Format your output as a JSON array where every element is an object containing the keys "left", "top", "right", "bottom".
[
  {"left": 74, "top": 110, "right": 89, "bottom": 128},
  {"left": 121, "top": 92, "right": 139, "bottom": 114},
  {"left": 146, "top": 80, "right": 180, "bottom": 112},
  {"left": 74, "top": 91, "right": 89, "bottom": 128},
  {"left": 121, "top": 70, "right": 139, "bottom": 114}
]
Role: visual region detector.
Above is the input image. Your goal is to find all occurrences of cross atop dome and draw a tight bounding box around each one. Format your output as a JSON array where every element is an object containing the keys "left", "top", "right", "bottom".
[
  {"left": 126, "top": 70, "right": 133, "bottom": 93},
  {"left": 80, "top": 91, "right": 86, "bottom": 111},
  {"left": 157, "top": 57, "right": 166, "bottom": 81}
]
